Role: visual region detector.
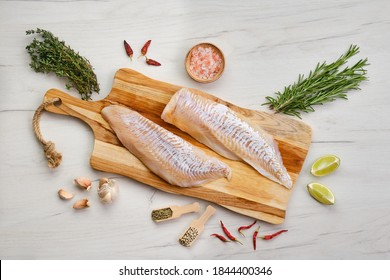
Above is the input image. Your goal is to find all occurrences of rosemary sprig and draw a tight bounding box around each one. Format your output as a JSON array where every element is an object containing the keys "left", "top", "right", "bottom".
[
  {"left": 26, "top": 28, "right": 100, "bottom": 100},
  {"left": 263, "top": 45, "right": 368, "bottom": 118}
]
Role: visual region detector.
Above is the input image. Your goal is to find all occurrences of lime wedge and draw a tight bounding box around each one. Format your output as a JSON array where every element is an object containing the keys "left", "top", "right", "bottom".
[
  {"left": 311, "top": 155, "right": 340, "bottom": 176},
  {"left": 307, "top": 183, "right": 335, "bottom": 205}
]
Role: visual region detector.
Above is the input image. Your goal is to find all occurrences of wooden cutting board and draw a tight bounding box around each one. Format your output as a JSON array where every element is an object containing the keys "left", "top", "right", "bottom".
[{"left": 43, "top": 68, "right": 312, "bottom": 224}]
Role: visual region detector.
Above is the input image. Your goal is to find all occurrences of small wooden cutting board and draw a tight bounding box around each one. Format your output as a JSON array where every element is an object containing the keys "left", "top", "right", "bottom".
[{"left": 43, "top": 68, "right": 312, "bottom": 224}]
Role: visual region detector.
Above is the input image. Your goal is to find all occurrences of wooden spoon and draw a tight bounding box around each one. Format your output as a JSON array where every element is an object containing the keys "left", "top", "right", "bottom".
[
  {"left": 151, "top": 202, "right": 200, "bottom": 222},
  {"left": 178, "top": 205, "right": 216, "bottom": 247}
]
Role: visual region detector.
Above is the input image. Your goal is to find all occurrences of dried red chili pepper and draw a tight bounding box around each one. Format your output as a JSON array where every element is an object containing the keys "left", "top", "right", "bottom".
[
  {"left": 145, "top": 57, "right": 161, "bottom": 66},
  {"left": 210, "top": 233, "right": 230, "bottom": 242},
  {"left": 139, "top": 39, "right": 151, "bottom": 57},
  {"left": 220, "top": 220, "right": 243, "bottom": 245},
  {"left": 259, "top": 229, "right": 288, "bottom": 240},
  {"left": 238, "top": 220, "right": 257, "bottom": 237},
  {"left": 123, "top": 40, "right": 133, "bottom": 61},
  {"left": 253, "top": 226, "right": 260, "bottom": 250}
]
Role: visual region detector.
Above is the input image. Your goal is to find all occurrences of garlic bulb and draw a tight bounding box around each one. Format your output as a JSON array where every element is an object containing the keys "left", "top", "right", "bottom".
[{"left": 97, "top": 178, "right": 118, "bottom": 203}]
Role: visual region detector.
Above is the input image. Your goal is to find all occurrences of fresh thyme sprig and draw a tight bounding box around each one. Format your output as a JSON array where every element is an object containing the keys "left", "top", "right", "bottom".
[
  {"left": 263, "top": 45, "right": 368, "bottom": 118},
  {"left": 26, "top": 28, "right": 100, "bottom": 100}
]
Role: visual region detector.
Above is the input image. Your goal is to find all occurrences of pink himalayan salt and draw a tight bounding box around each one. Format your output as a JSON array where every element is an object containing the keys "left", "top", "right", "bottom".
[{"left": 189, "top": 46, "right": 223, "bottom": 80}]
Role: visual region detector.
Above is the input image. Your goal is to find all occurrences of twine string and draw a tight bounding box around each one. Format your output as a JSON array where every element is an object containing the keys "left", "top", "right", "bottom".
[{"left": 32, "top": 98, "right": 62, "bottom": 168}]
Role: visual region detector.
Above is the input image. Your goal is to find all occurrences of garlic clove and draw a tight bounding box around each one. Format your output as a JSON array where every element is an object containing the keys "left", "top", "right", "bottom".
[
  {"left": 58, "top": 188, "right": 74, "bottom": 200},
  {"left": 74, "top": 177, "right": 92, "bottom": 191},
  {"left": 73, "top": 198, "right": 90, "bottom": 209}
]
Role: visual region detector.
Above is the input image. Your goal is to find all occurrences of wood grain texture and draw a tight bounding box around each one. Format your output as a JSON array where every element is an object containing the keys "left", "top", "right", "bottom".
[{"left": 43, "top": 68, "right": 312, "bottom": 224}]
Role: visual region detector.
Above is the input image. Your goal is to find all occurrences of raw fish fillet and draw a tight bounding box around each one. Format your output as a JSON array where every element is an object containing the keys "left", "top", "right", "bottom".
[
  {"left": 101, "top": 105, "right": 231, "bottom": 187},
  {"left": 161, "top": 88, "right": 292, "bottom": 189}
]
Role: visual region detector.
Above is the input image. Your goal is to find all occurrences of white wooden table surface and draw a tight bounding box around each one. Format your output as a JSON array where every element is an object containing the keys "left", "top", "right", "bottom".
[{"left": 1, "top": 0, "right": 389, "bottom": 260}]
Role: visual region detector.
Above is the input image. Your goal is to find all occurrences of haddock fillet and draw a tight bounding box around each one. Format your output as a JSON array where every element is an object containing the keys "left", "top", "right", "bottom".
[
  {"left": 161, "top": 88, "right": 292, "bottom": 189},
  {"left": 101, "top": 105, "right": 231, "bottom": 187}
]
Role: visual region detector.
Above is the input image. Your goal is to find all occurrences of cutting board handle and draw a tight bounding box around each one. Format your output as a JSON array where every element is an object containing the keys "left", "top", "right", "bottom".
[
  {"left": 43, "top": 89, "right": 113, "bottom": 132},
  {"left": 34, "top": 89, "right": 122, "bottom": 168},
  {"left": 42, "top": 89, "right": 123, "bottom": 145}
]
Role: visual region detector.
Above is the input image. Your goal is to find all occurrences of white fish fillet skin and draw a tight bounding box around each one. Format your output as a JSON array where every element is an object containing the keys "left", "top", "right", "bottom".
[
  {"left": 161, "top": 88, "right": 292, "bottom": 189},
  {"left": 101, "top": 105, "right": 231, "bottom": 187}
]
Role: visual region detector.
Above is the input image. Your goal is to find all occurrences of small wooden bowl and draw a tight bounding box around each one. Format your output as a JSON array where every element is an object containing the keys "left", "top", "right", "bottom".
[{"left": 185, "top": 43, "right": 225, "bottom": 83}]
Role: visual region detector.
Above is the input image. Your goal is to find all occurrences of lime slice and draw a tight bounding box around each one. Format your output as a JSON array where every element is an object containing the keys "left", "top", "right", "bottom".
[
  {"left": 311, "top": 155, "right": 340, "bottom": 176},
  {"left": 307, "top": 183, "right": 335, "bottom": 205}
]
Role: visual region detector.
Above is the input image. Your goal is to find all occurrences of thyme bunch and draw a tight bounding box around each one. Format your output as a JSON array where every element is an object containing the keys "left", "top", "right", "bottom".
[
  {"left": 263, "top": 45, "right": 368, "bottom": 118},
  {"left": 26, "top": 28, "right": 100, "bottom": 100}
]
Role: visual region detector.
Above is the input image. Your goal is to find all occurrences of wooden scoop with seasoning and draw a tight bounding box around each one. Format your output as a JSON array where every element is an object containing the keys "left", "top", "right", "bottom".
[
  {"left": 151, "top": 202, "right": 200, "bottom": 222},
  {"left": 178, "top": 205, "right": 216, "bottom": 247}
]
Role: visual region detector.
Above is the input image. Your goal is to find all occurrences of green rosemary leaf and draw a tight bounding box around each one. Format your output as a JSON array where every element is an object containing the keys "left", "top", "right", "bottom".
[
  {"left": 263, "top": 45, "right": 368, "bottom": 118},
  {"left": 26, "top": 28, "right": 100, "bottom": 100}
]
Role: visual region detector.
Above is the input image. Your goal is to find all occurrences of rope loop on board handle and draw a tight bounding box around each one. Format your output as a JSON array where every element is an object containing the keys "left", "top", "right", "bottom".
[{"left": 32, "top": 97, "right": 62, "bottom": 168}]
